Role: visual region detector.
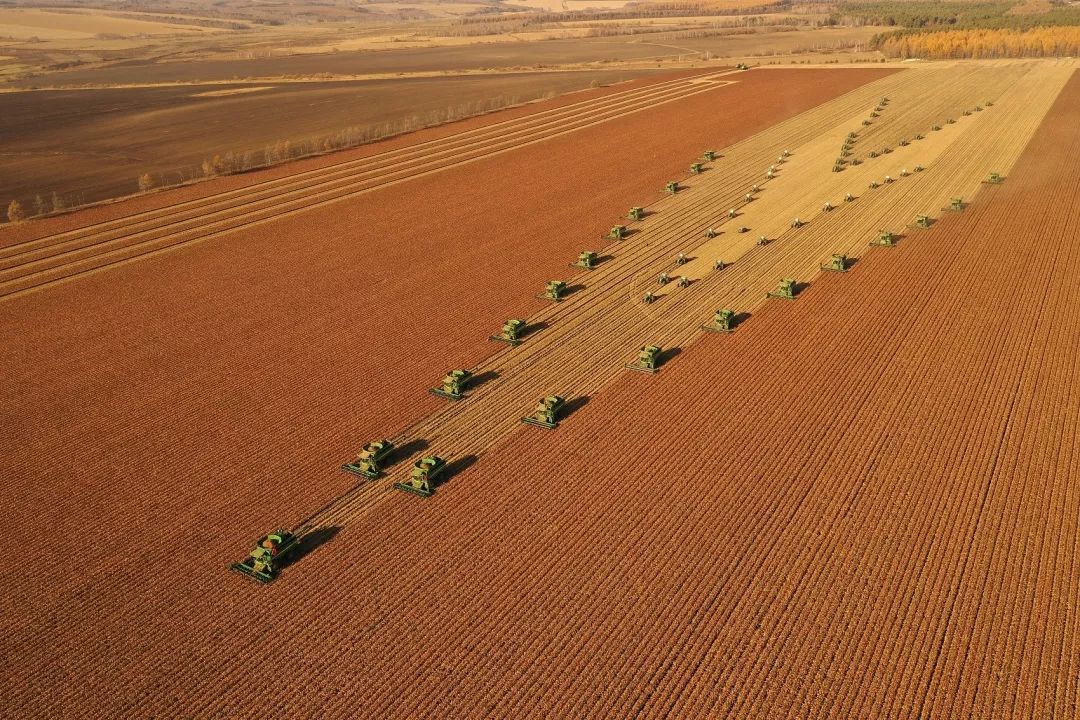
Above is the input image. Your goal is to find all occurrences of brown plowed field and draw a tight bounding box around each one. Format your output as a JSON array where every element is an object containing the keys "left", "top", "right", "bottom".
[
  {"left": 0, "top": 68, "right": 896, "bottom": 716},
  {"left": 335, "top": 72, "right": 1079, "bottom": 717}
]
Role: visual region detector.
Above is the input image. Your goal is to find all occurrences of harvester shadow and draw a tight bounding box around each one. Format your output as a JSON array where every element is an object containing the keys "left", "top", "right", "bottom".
[
  {"left": 522, "top": 321, "right": 548, "bottom": 338},
  {"left": 562, "top": 284, "right": 586, "bottom": 298},
  {"left": 388, "top": 438, "right": 430, "bottom": 466},
  {"left": 732, "top": 311, "right": 752, "bottom": 328},
  {"left": 561, "top": 395, "right": 591, "bottom": 420},
  {"left": 469, "top": 370, "right": 500, "bottom": 390},
  {"left": 674, "top": 255, "right": 697, "bottom": 265},
  {"left": 792, "top": 281, "right": 812, "bottom": 297},
  {"left": 279, "top": 526, "right": 341, "bottom": 570},
  {"left": 436, "top": 455, "right": 478, "bottom": 491},
  {"left": 620, "top": 228, "right": 643, "bottom": 238},
  {"left": 658, "top": 347, "right": 683, "bottom": 366},
  {"left": 596, "top": 254, "right": 616, "bottom": 265}
]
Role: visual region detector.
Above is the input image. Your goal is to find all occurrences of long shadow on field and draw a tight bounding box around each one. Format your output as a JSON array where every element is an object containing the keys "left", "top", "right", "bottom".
[
  {"left": 435, "top": 454, "right": 478, "bottom": 492},
  {"left": 521, "top": 321, "right": 548, "bottom": 339},
  {"left": 561, "top": 284, "right": 586, "bottom": 299},
  {"left": 281, "top": 526, "right": 341, "bottom": 570},
  {"left": 732, "top": 311, "right": 752, "bottom": 329},
  {"left": 469, "top": 370, "right": 500, "bottom": 391},
  {"left": 388, "top": 438, "right": 430, "bottom": 467},
  {"left": 561, "top": 395, "right": 590, "bottom": 420},
  {"left": 657, "top": 347, "right": 683, "bottom": 367}
]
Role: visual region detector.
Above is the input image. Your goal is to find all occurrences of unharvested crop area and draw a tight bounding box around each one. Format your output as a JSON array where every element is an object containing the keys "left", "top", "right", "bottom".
[{"left": 2, "top": 58, "right": 1078, "bottom": 717}]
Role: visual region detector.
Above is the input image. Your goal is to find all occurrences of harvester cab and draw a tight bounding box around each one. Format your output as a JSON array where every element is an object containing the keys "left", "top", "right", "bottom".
[
  {"left": 608, "top": 225, "right": 627, "bottom": 240},
  {"left": 767, "top": 278, "right": 797, "bottom": 300},
  {"left": 430, "top": 369, "right": 472, "bottom": 400},
  {"left": 986, "top": 172, "right": 1003, "bottom": 184},
  {"left": 821, "top": 254, "right": 848, "bottom": 273},
  {"left": 628, "top": 207, "right": 645, "bottom": 221},
  {"left": 914, "top": 214, "right": 931, "bottom": 229},
  {"left": 702, "top": 308, "right": 736, "bottom": 333},
  {"left": 948, "top": 197, "right": 964, "bottom": 211},
  {"left": 538, "top": 280, "right": 567, "bottom": 302},
  {"left": 703, "top": 150, "right": 717, "bottom": 161},
  {"left": 490, "top": 318, "right": 526, "bottom": 345},
  {"left": 230, "top": 529, "right": 299, "bottom": 584},
  {"left": 665, "top": 181, "right": 680, "bottom": 194},
  {"left": 342, "top": 439, "right": 395, "bottom": 479},
  {"left": 521, "top": 395, "right": 565, "bottom": 429},
  {"left": 394, "top": 456, "right": 446, "bottom": 497},
  {"left": 690, "top": 162, "right": 704, "bottom": 174}
]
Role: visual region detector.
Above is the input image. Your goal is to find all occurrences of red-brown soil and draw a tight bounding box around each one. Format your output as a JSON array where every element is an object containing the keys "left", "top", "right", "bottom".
[
  {"left": 0, "top": 67, "right": 901, "bottom": 716},
  {"left": 0, "top": 69, "right": 661, "bottom": 209},
  {"left": 0, "top": 66, "right": 716, "bottom": 245},
  {"left": 299, "top": 72, "right": 1076, "bottom": 717}
]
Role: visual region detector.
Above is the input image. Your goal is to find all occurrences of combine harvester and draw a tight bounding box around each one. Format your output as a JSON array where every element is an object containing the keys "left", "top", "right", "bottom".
[
  {"left": 821, "top": 254, "right": 849, "bottom": 273},
  {"left": 231, "top": 529, "right": 299, "bottom": 584},
  {"left": 490, "top": 318, "right": 526, "bottom": 346},
  {"left": 767, "top": 278, "right": 798, "bottom": 300},
  {"left": 538, "top": 280, "right": 567, "bottom": 303},
  {"left": 342, "top": 439, "right": 395, "bottom": 479},
  {"left": 430, "top": 370, "right": 472, "bottom": 401},
  {"left": 521, "top": 396, "right": 565, "bottom": 429},
  {"left": 571, "top": 251, "right": 599, "bottom": 270},
  {"left": 395, "top": 456, "right": 446, "bottom": 497},
  {"left": 871, "top": 230, "right": 897, "bottom": 248},
  {"left": 625, "top": 345, "right": 662, "bottom": 374},
  {"left": 702, "top": 309, "right": 736, "bottom": 333}
]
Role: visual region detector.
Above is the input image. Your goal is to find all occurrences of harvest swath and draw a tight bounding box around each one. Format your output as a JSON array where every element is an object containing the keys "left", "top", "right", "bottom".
[{"left": 2, "top": 61, "right": 1078, "bottom": 717}]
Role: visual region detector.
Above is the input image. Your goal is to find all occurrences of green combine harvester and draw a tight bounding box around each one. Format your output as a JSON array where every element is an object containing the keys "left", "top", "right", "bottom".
[
  {"left": 231, "top": 529, "right": 299, "bottom": 584},
  {"left": 628, "top": 206, "right": 645, "bottom": 221},
  {"left": 430, "top": 369, "right": 471, "bottom": 400},
  {"left": 690, "top": 162, "right": 703, "bottom": 174},
  {"left": 395, "top": 456, "right": 446, "bottom": 497},
  {"left": 703, "top": 149, "right": 717, "bottom": 161},
  {"left": 702, "top": 308, "right": 736, "bottom": 333},
  {"left": 945, "top": 197, "right": 965, "bottom": 212},
  {"left": 871, "top": 230, "right": 896, "bottom": 247},
  {"left": 767, "top": 278, "right": 797, "bottom": 300},
  {"left": 625, "top": 345, "right": 662, "bottom": 374},
  {"left": 538, "top": 280, "right": 567, "bottom": 302},
  {"left": 607, "top": 224, "right": 627, "bottom": 240},
  {"left": 821, "top": 254, "right": 849, "bottom": 273},
  {"left": 985, "top": 171, "right": 1004, "bottom": 184},
  {"left": 571, "top": 251, "right": 598, "bottom": 270},
  {"left": 490, "top": 318, "right": 526, "bottom": 346},
  {"left": 665, "top": 181, "right": 680, "bottom": 194},
  {"left": 911, "top": 214, "right": 931, "bottom": 230},
  {"left": 521, "top": 395, "right": 565, "bottom": 429},
  {"left": 342, "top": 439, "right": 395, "bottom": 479}
]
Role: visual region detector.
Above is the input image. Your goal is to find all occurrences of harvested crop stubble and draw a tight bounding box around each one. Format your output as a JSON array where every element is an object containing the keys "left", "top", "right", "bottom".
[{"left": 0, "top": 68, "right": 893, "bottom": 717}]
